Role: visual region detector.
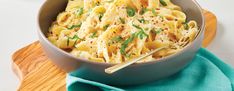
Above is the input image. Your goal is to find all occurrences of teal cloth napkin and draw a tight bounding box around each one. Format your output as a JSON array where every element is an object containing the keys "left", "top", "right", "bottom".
[{"left": 66, "top": 48, "right": 234, "bottom": 91}]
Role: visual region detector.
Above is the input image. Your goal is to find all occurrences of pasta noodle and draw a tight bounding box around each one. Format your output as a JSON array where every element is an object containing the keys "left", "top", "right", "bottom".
[{"left": 47, "top": 0, "right": 199, "bottom": 63}]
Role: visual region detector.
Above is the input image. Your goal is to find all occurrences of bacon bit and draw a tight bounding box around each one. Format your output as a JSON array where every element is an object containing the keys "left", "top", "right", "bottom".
[
  {"left": 90, "top": 41, "right": 93, "bottom": 44},
  {"left": 156, "top": 8, "right": 160, "bottom": 10},
  {"left": 165, "top": 28, "right": 168, "bottom": 30}
]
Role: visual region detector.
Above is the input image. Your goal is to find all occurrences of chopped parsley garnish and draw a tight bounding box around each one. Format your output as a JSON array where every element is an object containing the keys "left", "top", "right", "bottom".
[
  {"left": 99, "top": 14, "right": 103, "bottom": 21},
  {"left": 67, "top": 23, "right": 82, "bottom": 30},
  {"left": 132, "top": 24, "right": 142, "bottom": 30},
  {"left": 120, "top": 24, "right": 149, "bottom": 56},
  {"left": 119, "top": 17, "right": 125, "bottom": 24},
  {"left": 120, "top": 33, "right": 136, "bottom": 56},
  {"left": 152, "top": 9, "right": 157, "bottom": 16},
  {"left": 106, "top": 0, "right": 114, "bottom": 3},
  {"left": 137, "top": 30, "right": 148, "bottom": 39},
  {"left": 103, "top": 24, "right": 110, "bottom": 30},
  {"left": 90, "top": 32, "right": 98, "bottom": 38},
  {"left": 77, "top": 7, "right": 84, "bottom": 16},
  {"left": 126, "top": 7, "right": 135, "bottom": 17},
  {"left": 67, "top": 35, "right": 84, "bottom": 46},
  {"left": 140, "top": 7, "right": 147, "bottom": 15},
  {"left": 144, "top": 28, "right": 149, "bottom": 31},
  {"left": 132, "top": 24, "right": 148, "bottom": 39},
  {"left": 158, "top": 15, "right": 164, "bottom": 20},
  {"left": 111, "top": 36, "right": 123, "bottom": 43},
  {"left": 138, "top": 18, "right": 146, "bottom": 23},
  {"left": 183, "top": 22, "right": 189, "bottom": 30},
  {"left": 160, "top": 0, "right": 167, "bottom": 6},
  {"left": 153, "top": 28, "right": 163, "bottom": 34}
]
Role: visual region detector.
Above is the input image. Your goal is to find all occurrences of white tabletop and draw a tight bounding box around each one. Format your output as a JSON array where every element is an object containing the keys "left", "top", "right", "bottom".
[{"left": 0, "top": 0, "right": 233, "bottom": 90}]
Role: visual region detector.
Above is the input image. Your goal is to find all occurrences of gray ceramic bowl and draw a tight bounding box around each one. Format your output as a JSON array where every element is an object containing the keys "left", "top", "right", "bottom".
[{"left": 38, "top": 0, "right": 205, "bottom": 85}]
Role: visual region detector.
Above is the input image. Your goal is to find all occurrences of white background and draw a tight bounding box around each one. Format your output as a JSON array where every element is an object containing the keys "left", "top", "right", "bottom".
[{"left": 0, "top": 0, "right": 233, "bottom": 90}]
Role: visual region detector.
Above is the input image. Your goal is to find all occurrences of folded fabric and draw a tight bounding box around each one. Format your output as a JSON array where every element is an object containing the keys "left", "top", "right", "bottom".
[{"left": 66, "top": 48, "right": 234, "bottom": 91}]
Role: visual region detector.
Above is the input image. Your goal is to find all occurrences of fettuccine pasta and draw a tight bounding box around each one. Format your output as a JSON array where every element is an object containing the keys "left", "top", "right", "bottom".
[{"left": 47, "top": 0, "right": 199, "bottom": 63}]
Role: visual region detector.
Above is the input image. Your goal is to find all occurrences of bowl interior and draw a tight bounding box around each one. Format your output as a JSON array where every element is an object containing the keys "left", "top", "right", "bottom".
[{"left": 38, "top": 0, "right": 204, "bottom": 65}]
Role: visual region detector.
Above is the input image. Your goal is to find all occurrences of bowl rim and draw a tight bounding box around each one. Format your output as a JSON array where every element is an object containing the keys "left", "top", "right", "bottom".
[{"left": 37, "top": 0, "right": 205, "bottom": 67}]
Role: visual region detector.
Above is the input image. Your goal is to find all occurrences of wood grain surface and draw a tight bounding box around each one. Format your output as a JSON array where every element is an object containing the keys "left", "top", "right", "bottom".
[
  {"left": 12, "top": 10, "right": 217, "bottom": 91},
  {"left": 202, "top": 10, "right": 217, "bottom": 47}
]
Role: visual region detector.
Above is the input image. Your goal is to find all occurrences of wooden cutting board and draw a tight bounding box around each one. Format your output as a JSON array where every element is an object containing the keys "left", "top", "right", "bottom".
[{"left": 12, "top": 10, "right": 217, "bottom": 91}]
